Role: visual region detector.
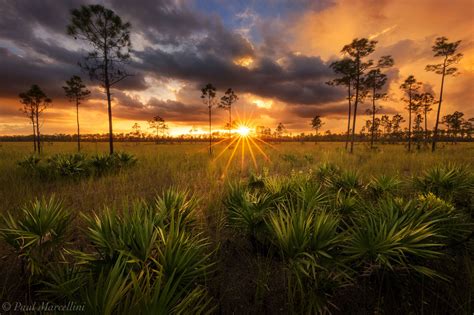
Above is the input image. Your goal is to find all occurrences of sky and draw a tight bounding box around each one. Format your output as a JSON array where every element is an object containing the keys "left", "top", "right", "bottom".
[{"left": 0, "top": 0, "right": 473, "bottom": 136}]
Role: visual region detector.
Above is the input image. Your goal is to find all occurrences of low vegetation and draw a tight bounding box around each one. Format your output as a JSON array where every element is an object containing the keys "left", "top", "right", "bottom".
[
  {"left": 0, "top": 142, "right": 472, "bottom": 314},
  {"left": 225, "top": 165, "right": 472, "bottom": 313},
  {"left": 1, "top": 189, "right": 215, "bottom": 314},
  {"left": 17, "top": 152, "right": 137, "bottom": 179}
]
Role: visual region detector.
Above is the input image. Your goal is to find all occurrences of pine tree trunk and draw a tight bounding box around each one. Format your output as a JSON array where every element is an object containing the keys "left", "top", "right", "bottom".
[
  {"left": 350, "top": 57, "right": 360, "bottom": 154},
  {"left": 35, "top": 107, "right": 41, "bottom": 154},
  {"left": 424, "top": 110, "right": 428, "bottom": 145},
  {"left": 408, "top": 91, "right": 412, "bottom": 152},
  {"left": 76, "top": 99, "right": 81, "bottom": 152},
  {"left": 31, "top": 116, "right": 37, "bottom": 153},
  {"left": 104, "top": 40, "right": 114, "bottom": 155},
  {"left": 346, "top": 83, "right": 352, "bottom": 151},
  {"left": 106, "top": 84, "right": 114, "bottom": 154},
  {"left": 208, "top": 97, "right": 212, "bottom": 155},
  {"left": 432, "top": 60, "right": 446, "bottom": 152},
  {"left": 370, "top": 84, "right": 376, "bottom": 149}
]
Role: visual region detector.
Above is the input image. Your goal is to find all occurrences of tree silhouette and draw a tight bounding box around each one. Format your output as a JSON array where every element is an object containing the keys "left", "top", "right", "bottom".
[
  {"left": 63, "top": 75, "right": 90, "bottom": 152},
  {"left": 311, "top": 115, "right": 324, "bottom": 143},
  {"left": 391, "top": 113, "right": 405, "bottom": 142},
  {"left": 19, "top": 85, "right": 51, "bottom": 154},
  {"left": 19, "top": 92, "right": 37, "bottom": 152},
  {"left": 275, "top": 122, "right": 287, "bottom": 141},
  {"left": 201, "top": 83, "right": 216, "bottom": 155},
  {"left": 341, "top": 38, "right": 377, "bottom": 153},
  {"left": 131, "top": 122, "right": 142, "bottom": 141},
  {"left": 67, "top": 4, "right": 132, "bottom": 155},
  {"left": 364, "top": 55, "right": 394, "bottom": 149},
  {"left": 413, "top": 113, "right": 424, "bottom": 149},
  {"left": 328, "top": 58, "right": 356, "bottom": 150},
  {"left": 380, "top": 115, "right": 392, "bottom": 141},
  {"left": 442, "top": 111, "right": 464, "bottom": 143},
  {"left": 462, "top": 118, "right": 473, "bottom": 139},
  {"left": 400, "top": 75, "right": 422, "bottom": 152},
  {"left": 425, "top": 37, "right": 463, "bottom": 152},
  {"left": 414, "top": 92, "right": 435, "bottom": 144},
  {"left": 219, "top": 88, "right": 238, "bottom": 138},
  {"left": 148, "top": 115, "right": 167, "bottom": 141}
]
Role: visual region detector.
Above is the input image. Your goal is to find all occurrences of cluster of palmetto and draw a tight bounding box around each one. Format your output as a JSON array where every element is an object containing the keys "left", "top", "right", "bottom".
[
  {"left": 224, "top": 163, "right": 473, "bottom": 313},
  {"left": 328, "top": 37, "right": 463, "bottom": 153},
  {"left": 18, "top": 151, "right": 137, "bottom": 179},
  {"left": 0, "top": 188, "right": 215, "bottom": 314}
]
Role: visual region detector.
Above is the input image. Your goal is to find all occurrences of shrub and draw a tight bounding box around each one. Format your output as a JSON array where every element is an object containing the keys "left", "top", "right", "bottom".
[
  {"left": 344, "top": 198, "right": 446, "bottom": 278},
  {"left": 225, "top": 184, "right": 276, "bottom": 245},
  {"left": 17, "top": 152, "right": 138, "bottom": 179},
  {"left": 266, "top": 202, "right": 315, "bottom": 259},
  {"left": 329, "top": 170, "right": 363, "bottom": 194},
  {"left": 0, "top": 196, "right": 71, "bottom": 276},
  {"left": 367, "top": 174, "right": 402, "bottom": 198},
  {"left": 413, "top": 163, "right": 474, "bottom": 208},
  {"left": 43, "top": 189, "right": 214, "bottom": 314},
  {"left": 47, "top": 153, "right": 89, "bottom": 177},
  {"left": 280, "top": 153, "right": 298, "bottom": 164},
  {"left": 266, "top": 200, "right": 345, "bottom": 313},
  {"left": 153, "top": 188, "right": 200, "bottom": 229},
  {"left": 18, "top": 155, "right": 41, "bottom": 173},
  {"left": 315, "top": 162, "right": 340, "bottom": 184}
]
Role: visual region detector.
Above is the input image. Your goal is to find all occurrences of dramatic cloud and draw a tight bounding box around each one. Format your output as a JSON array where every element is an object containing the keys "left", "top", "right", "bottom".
[{"left": 0, "top": 0, "right": 472, "bottom": 135}]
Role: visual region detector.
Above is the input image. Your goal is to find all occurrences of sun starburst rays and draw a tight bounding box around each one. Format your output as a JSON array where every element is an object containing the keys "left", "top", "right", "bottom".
[{"left": 213, "top": 115, "right": 273, "bottom": 177}]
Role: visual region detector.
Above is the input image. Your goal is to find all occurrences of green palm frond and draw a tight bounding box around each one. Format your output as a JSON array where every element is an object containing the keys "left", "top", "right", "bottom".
[
  {"left": 367, "top": 174, "right": 402, "bottom": 198},
  {"left": 413, "top": 163, "right": 474, "bottom": 205},
  {"left": 266, "top": 202, "right": 315, "bottom": 259},
  {"left": 328, "top": 170, "right": 363, "bottom": 195},
  {"left": 344, "top": 198, "right": 446, "bottom": 278},
  {"left": 0, "top": 196, "right": 71, "bottom": 276},
  {"left": 153, "top": 187, "right": 200, "bottom": 229},
  {"left": 225, "top": 184, "right": 276, "bottom": 240}
]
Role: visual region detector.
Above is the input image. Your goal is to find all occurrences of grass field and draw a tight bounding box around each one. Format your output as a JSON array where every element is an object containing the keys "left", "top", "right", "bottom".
[{"left": 0, "top": 141, "right": 473, "bottom": 314}]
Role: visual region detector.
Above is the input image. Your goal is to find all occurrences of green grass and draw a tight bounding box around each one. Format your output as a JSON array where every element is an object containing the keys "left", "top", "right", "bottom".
[
  {"left": 0, "top": 141, "right": 473, "bottom": 313},
  {"left": 1, "top": 142, "right": 472, "bottom": 214}
]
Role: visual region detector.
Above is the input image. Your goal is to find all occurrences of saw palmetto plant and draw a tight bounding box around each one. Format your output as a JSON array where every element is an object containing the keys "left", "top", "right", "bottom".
[
  {"left": 413, "top": 163, "right": 474, "bottom": 207},
  {"left": 153, "top": 187, "right": 200, "bottom": 229},
  {"left": 225, "top": 183, "right": 277, "bottom": 245},
  {"left": 0, "top": 196, "right": 71, "bottom": 276},
  {"left": 367, "top": 174, "right": 402, "bottom": 199}
]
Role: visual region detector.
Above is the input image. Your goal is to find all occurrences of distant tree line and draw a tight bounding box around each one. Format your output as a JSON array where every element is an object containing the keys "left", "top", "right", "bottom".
[{"left": 3, "top": 111, "right": 471, "bottom": 145}]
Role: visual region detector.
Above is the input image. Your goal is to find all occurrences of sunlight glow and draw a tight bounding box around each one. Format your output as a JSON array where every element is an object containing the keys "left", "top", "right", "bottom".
[
  {"left": 212, "top": 114, "right": 273, "bottom": 179},
  {"left": 235, "top": 125, "right": 251, "bottom": 137},
  {"left": 233, "top": 56, "right": 254, "bottom": 68},
  {"left": 252, "top": 99, "right": 273, "bottom": 109}
]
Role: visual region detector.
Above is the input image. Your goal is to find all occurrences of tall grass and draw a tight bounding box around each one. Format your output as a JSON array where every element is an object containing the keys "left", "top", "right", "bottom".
[{"left": 0, "top": 142, "right": 473, "bottom": 313}]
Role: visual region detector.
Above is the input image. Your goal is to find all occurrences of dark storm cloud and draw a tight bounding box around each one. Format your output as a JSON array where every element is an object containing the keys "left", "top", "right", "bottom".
[
  {"left": 134, "top": 48, "right": 341, "bottom": 106},
  {"left": 111, "top": 91, "right": 209, "bottom": 122},
  {"left": 0, "top": 0, "right": 346, "bottom": 124},
  {"left": 289, "top": 103, "right": 348, "bottom": 118},
  {"left": 0, "top": 47, "right": 77, "bottom": 99},
  {"left": 0, "top": 0, "right": 148, "bottom": 100},
  {"left": 108, "top": 0, "right": 209, "bottom": 41}
]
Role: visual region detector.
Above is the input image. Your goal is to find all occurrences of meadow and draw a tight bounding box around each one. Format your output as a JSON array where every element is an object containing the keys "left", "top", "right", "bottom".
[{"left": 0, "top": 141, "right": 473, "bottom": 314}]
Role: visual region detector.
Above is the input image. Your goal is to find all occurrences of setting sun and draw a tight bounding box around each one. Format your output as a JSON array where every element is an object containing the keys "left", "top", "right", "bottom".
[{"left": 235, "top": 125, "right": 251, "bottom": 137}]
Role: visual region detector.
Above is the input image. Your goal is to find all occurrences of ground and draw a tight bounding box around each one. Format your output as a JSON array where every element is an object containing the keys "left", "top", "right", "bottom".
[{"left": 0, "top": 141, "right": 473, "bottom": 313}]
